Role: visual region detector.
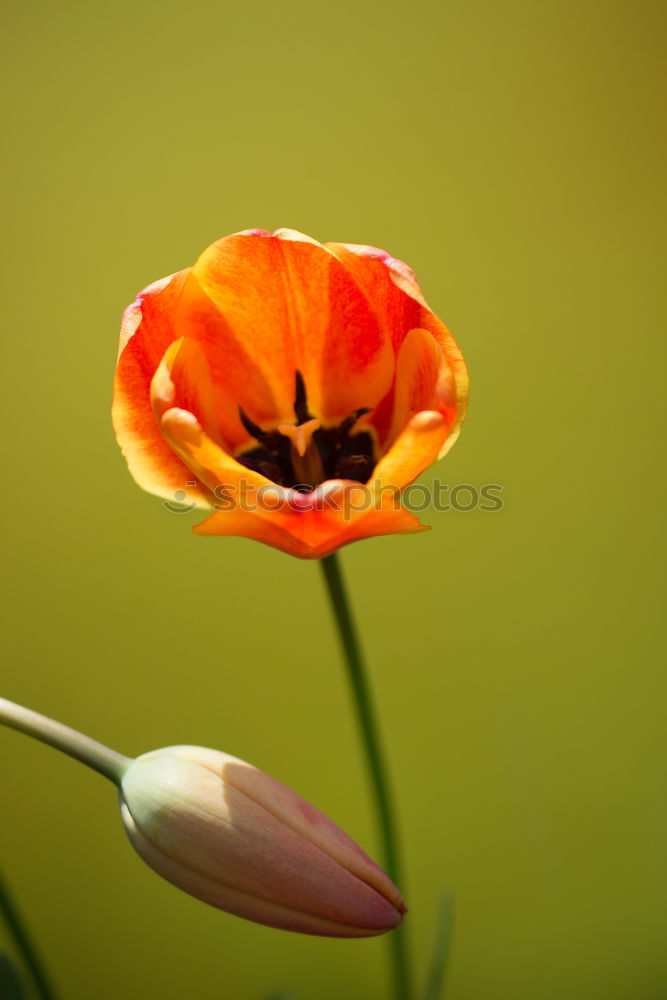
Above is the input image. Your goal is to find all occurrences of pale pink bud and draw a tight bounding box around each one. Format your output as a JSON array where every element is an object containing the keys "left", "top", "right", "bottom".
[{"left": 119, "top": 745, "right": 406, "bottom": 937}]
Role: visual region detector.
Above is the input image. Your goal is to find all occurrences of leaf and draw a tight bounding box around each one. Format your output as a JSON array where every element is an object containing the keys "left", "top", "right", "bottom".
[
  {"left": 0, "top": 950, "right": 27, "bottom": 1000},
  {"left": 421, "top": 891, "right": 455, "bottom": 1000}
]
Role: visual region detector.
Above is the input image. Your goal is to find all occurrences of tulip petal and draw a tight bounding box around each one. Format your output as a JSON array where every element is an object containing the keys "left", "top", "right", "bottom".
[
  {"left": 169, "top": 746, "right": 406, "bottom": 913},
  {"left": 113, "top": 269, "right": 213, "bottom": 506},
  {"left": 373, "top": 411, "right": 450, "bottom": 490},
  {"left": 383, "top": 328, "right": 448, "bottom": 449},
  {"left": 122, "top": 805, "right": 392, "bottom": 937},
  {"left": 185, "top": 231, "right": 395, "bottom": 440},
  {"left": 326, "top": 241, "right": 429, "bottom": 310},
  {"left": 324, "top": 241, "right": 428, "bottom": 357},
  {"left": 151, "top": 337, "right": 225, "bottom": 448},
  {"left": 156, "top": 406, "right": 271, "bottom": 498},
  {"left": 325, "top": 241, "right": 469, "bottom": 445},
  {"left": 192, "top": 480, "right": 428, "bottom": 560}
]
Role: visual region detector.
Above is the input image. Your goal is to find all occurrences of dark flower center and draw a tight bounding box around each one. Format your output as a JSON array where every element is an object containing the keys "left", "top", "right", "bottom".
[{"left": 237, "top": 371, "right": 375, "bottom": 492}]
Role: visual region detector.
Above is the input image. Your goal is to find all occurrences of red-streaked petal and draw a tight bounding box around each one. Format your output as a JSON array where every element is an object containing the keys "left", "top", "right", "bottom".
[
  {"left": 327, "top": 241, "right": 428, "bottom": 307},
  {"left": 184, "top": 232, "right": 394, "bottom": 442},
  {"left": 324, "top": 242, "right": 426, "bottom": 355},
  {"left": 193, "top": 480, "right": 428, "bottom": 559},
  {"left": 113, "top": 269, "right": 212, "bottom": 506},
  {"left": 325, "top": 241, "right": 469, "bottom": 447}
]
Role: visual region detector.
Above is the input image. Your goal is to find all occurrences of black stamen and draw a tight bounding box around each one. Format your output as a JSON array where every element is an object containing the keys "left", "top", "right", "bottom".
[
  {"left": 294, "top": 370, "right": 312, "bottom": 424},
  {"left": 238, "top": 406, "right": 265, "bottom": 440},
  {"left": 336, "top": 407, "right": 372, "bottom": 441},
  {"left": 238, "top": 406, "right": 284, "bottom": 453}
]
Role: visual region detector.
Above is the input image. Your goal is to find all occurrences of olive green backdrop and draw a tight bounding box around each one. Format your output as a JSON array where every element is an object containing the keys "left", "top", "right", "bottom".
[{"left": 1, "top": 1, "right": 665, "bottom": 998}]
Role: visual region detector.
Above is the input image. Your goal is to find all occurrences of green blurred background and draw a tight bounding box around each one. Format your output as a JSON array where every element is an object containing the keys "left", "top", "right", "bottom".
[{"left": 1, "top": 0, "right": 665, "bottom": 997}]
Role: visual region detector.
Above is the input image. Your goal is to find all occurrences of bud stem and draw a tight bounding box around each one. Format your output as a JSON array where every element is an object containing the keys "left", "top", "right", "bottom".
[
  {"left": 0, "top": 697, "right": 129, "bottom": 1000},
  {"left": 0, "top": 697, "right": 130, "bottom": 785},
  {"left": 320, "top": 554, "right": 411, "bottom": 1000}
]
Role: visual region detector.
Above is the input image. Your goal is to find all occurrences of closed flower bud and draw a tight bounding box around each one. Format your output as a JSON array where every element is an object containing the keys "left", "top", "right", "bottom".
[{"left": 119, "top": 745, "right": 406, "bottom": 937}]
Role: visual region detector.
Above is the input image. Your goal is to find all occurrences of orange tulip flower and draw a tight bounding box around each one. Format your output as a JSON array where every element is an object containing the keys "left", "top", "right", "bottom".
[{"left": 113, "top": 229, "right": 468, "bottom": 558}]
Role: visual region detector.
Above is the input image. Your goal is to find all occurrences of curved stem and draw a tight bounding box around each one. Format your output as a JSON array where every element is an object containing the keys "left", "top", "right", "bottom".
[
  {"left": 0, "top": 870, "right": 57, "bottom": 1000},
  {"left": 0, "top": 697, "right": 129, "bottom": 785},
  {"left": 320, "top": 553, "right": 411, "bottom": 1000},
  {"left": 0, "top": 699, "right": 131, "bottom": 999}
]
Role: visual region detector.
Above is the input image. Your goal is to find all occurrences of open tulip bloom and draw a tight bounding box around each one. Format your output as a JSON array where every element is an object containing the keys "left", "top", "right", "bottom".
[
  {"left": 2, "top": 231, "right": 468, "bottom": 1000},
  {"left": 113, "top": 229, "right": 468, "bottom": 558}
]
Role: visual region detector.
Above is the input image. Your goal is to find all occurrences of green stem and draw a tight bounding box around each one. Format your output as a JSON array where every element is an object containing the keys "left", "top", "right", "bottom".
[
  {"left": 422, "top": 892, "right": 454, "bottom": 1000},
  {"left": 0, "top": 871, "right": 57, "bottom": 1000},
  {"left": 0, "top": 698, "right": 129, "bottom": 785},
  {"left": 0, "top": 699, "right": 131, "bottom": 1000},
  {"left": 320, "top": 553, "right": 411, "bottom": 1000}
]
